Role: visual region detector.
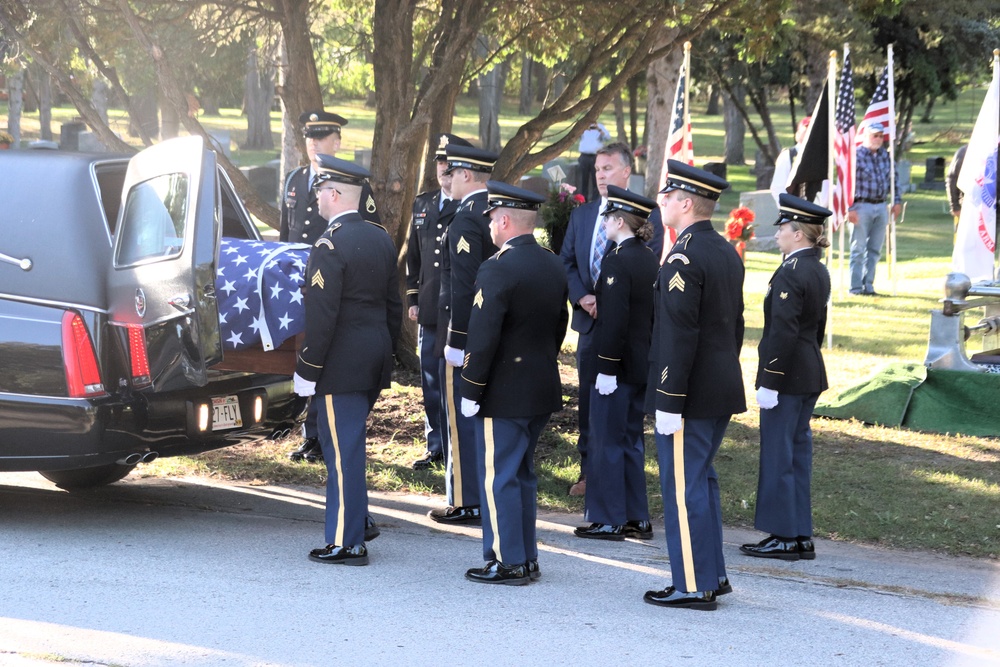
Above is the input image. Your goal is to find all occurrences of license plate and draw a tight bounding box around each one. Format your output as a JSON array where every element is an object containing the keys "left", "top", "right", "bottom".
[{"left": 212, "top": 395, "right": 243, "bottom": 430}]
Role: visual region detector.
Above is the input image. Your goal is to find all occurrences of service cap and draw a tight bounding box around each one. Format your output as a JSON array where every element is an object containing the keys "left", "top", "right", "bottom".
[{"left": 659, "top": 160, "right": 729, "bottom": 201}]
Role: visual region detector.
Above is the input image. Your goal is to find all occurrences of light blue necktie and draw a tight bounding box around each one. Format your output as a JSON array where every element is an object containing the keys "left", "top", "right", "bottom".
[{"left": 590, "top": 215, "right": 607, "bottom": 285}]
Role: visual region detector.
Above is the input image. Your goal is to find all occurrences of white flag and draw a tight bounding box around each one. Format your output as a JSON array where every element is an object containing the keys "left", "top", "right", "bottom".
[{"left": 952, "top": 57, "right": 999, "bottom": 283}]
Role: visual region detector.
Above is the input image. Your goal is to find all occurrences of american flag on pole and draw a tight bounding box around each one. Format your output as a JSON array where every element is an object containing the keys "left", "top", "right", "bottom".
[
  {"left": 857, "top": 66, "right": 894, "bottom": 142},
  {"left": 216, "top": 238, "right": 311, "bottom": 351},
  {"left": 665, "top": 62, "right": 694, "bottom": 169},
  {"left": 832, "top": 51, "right": 856, "bottom": 231}
]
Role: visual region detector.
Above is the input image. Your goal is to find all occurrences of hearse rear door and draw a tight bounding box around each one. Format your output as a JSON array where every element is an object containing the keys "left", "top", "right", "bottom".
[{"left": 107, "top": 136, "right": 223, "bottom": 391}]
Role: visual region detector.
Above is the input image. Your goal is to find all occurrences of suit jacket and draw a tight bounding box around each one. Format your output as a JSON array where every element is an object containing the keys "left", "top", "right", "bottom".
[
  {"left": 295, "top": 211, "right": 402, "bottom": 394},
  {"left": 280, "top": 166, "right": 381, "bottom": 244},
  {"left": 440, "top": 190, "right": 496, "bottom": 350},
  {"left": 405, "top": 189, "right": 458, "bottom": 327},
  {"left": 646, "top": 219, "right": 746, "bottom": 418},
  {"left": 560, "top": 198, "right": 664, "bottom": 334},
  {"left": 595, "top": 237, "right": 658, "bottom": 385},
  {"left": 756, "top": 247, "right": 830, "bottom": 395},
  {"left": 461, "top": 234, "right": 568, "bottom": 418}
]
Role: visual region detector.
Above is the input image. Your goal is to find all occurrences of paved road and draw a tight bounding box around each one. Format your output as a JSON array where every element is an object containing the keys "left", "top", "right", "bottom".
[{"left": 1, "top": 472, "right": 998, "bottom": 667}]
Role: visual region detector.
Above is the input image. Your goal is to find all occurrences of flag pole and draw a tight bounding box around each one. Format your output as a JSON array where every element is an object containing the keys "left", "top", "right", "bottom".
[
  {"left": 827, "top": 50, "right": 837, "bottom": 349},
  {"left": 684, "top": 41, "right": 691, "bottom": 165},
  {"left": 839, "top": 43, "right": 849, "bottom": 300},
  {"left": 994, "top": 48, "right": 999, "bottom": 280},
  {"left": 888, "top": 43, "right": 898, "bottom": 295}
]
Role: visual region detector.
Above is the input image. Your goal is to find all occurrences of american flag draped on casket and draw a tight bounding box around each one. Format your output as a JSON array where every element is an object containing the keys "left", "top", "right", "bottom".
[{"left": 216, "top": 238, "right": 312, "bottom": 351}]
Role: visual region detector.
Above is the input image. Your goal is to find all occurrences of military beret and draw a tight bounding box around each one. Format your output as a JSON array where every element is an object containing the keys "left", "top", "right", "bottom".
[
  {"left": 435, "top": 133, "right": 473, "bottom": 160},
  {"left": 659, "top": 160, "right": 729, "bottom": 201},
  {"left": 484, "top": 180, "right": 546, "bottom": 214},
  {"left": 444, "top": 144, "right": 497, "bottom": 174},
  {"left": 775, "top": 193, "right": 832, "bottom": 226},
  {"left": 601, "top": 185, "right": 657, "bottom": 219},
  {"left": 299, "top": 110, "right": 348, "bottom": 138},
  {"left": 314, "top": 154, "right": 370, "bottom": 186}
]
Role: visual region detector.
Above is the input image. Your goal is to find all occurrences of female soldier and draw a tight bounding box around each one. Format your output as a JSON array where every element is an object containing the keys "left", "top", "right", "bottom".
[
  {"left": 741, "top": 193, "right": 832, "bottom": 561},
  {"left": 574, "top": 185, "right": 658, "bottom": 541}
]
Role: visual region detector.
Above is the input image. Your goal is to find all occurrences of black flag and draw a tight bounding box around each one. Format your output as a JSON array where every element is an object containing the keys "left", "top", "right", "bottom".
[{"left": 786, "top": 82, "right": 830, "bottom": 201}]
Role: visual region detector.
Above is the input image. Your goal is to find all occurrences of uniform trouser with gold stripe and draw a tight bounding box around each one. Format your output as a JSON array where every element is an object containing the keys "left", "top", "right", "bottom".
[
  {"left": 655, "top": 415, "right": 730, "bottom": 593},
  {"left": 585, "top": 382, "right": 650, "bottom": 526},
  {"left": 316, "top": 391, "right": 372, "bottom": 547},
  {"left": 755, "top": 393, "right": 819, "bottom": 539},
  {"left": 476, "top": 414, "right": 550, "bottom": 565},
  {"left": 443, "top": 365, "right": 480, "bottom": 508}
]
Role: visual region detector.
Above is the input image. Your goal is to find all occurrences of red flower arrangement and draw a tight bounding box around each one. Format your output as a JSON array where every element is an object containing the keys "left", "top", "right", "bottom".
[{"left": 724, "top": 206, "right": 755, "bottom": 242}]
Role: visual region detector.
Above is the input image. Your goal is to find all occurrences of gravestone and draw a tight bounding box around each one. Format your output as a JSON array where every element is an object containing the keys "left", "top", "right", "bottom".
[
  {"left": 919, "top": 156, "right": 945, "bottom": 191},
  {"left": 518, "top": 175, "right": 549, "bottom": 198},
  {"left": 354, "top": 148, "right": 372, "bottom": 170},
  {"left": 59, "top": 121, "right": 86, "bottom": 151},
  {"left": 241, "top": 164, "right": 279, "bottom": 205},
  {"left": 77, "top": 132, "right": 101, "bottom": 153},
  {"left": 740, "top": 190, "right": 780, "bottom": 252}
]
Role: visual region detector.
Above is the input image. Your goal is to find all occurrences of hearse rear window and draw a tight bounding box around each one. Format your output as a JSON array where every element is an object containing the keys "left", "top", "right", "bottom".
[{"left": 115, "top": 173, "right": 189, "bottom": 266}]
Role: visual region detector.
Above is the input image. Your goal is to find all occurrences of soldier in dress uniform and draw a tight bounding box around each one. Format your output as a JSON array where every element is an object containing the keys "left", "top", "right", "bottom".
[
  {"left": 643, "top": 160, "right": 746, "bottom": 611},
  {"left": 428, "top": 144, "right": 499, "bottom": 526},
  {"left": 741, "top": 194, "right": 831, "bottom": 562},
  {"left": 291, "top": 155, "right": 402, "bottom": 566},
  {"left": 461, "top": 181, "right": 568, "bottom": 585},
  {"left": 406, "top": 133, "right": 472, "bottom": 470},
  {"left": 574, "top": 185, "right": 657, "bottom": 543},
  {"left": 283, "top": 110, "right": 381, "bottom": 465}
]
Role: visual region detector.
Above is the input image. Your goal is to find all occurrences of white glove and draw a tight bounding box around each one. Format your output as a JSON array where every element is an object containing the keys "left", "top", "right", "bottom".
[
  {"left": 756, "top": 387, "right": 779, "bottom": 410},
  {"left": 461, "top": 397, "right": 481, "bottom": 417},
  {"left": 595, "top": 373, "right": 618, "bottom": 395},
  {"left": 293, "top": 372, "right": 316, "bottom": 397},
  {"left": 444, "top": 345, "right": 465, "bottom": 368},
  {"left": 655, "top": 411, "right": 682, "bottom": 435}
]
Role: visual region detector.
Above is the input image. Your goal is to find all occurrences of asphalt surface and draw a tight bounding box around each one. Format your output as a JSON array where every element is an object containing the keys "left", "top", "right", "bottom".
[{"left": 1, "top": 471, "right": 998, "bottom": 667}]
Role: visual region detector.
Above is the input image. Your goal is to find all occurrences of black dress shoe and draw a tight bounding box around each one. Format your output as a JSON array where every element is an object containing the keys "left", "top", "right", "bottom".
[
  {"left": 412, "top": 451, "right": 443, "bottom": 470},
  {"left": 716, "top": 576, "right": 733, "bottom": 596},
  {"left": 465, "top": 560, "right": 529, "bottom": 586},
  {"left": 526, "top": 559, "right": 540, "bottom": 581},
  {"left": 624, "top": 520, "right": 653, "bottom": 539},
  {"left": 428, "top": 505, "right": 481, "bottom": 525},
  {"left": 288, "top": 437, "right": 319, "bottom": 462},
  {"left": 303, "top": 447, "right": 325, "bottom": 464},
  {"left": 365, "top": 515, "right": 380, "bottom": 542},
  {"left": 797, "top": 537, "right": 816, "bottom": 560},
  {"left": 740, "top": 535, "right": 800, "bottom": 561},
  {"left": 574, "top": 523, "right": 625, "bottom": 541},
  {"left": 308, "top": 543, "right": 368, "bottom": 566},
  {"left": 643, "top": 586, "right": 717, "bottom": 611}
]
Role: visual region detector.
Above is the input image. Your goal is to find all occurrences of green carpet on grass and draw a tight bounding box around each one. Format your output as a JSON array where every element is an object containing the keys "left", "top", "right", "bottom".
[
  {"left": 815, "top": 362, "right": 1000, "bottom": 436},
  {"left": 813, "top": 363, "right": 926, "bottom": 428}
]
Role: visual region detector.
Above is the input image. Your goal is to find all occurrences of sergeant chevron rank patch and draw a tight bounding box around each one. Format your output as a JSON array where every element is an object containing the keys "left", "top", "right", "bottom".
[
  {"left": 668, "top": 273, "right": 685, "bottom": 292},
  {"left": 311, "top": 271, "right": 325, "bottom": 289},
  {"left": 366, "top": 195, "right": 377, "bottom": 213},
  {"left": 473, "top": 289, "right": 484, "bottom": 308},
  {"left": 457, "top": 236, "right": 471, "bottom": 254}
]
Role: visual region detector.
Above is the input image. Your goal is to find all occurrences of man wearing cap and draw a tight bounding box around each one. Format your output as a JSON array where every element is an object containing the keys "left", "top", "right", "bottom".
[
  {"left": 282, "top": 110, "right": 382, "bottom": 464},
  {"left": 461, "top": 180, "right": 568, "bottom": 585},
  {"left": 847, "top": 122, "right": 902, "bottom": 296},
  {"left": 292, "top": 154, "right": 402, "bottom": 566},
  {"left": 643, "top": 159, "right": 746, "bottom": 611},
  {"left": 429, "top": 144, "right": 499, "bottom": 525},
  {"left": 406, "top": 134, "right": 471, "bottom": 471},
  {"left": 741, "top": 193, "right": 831, "bottom": 562},
  {"left": 560, "top": 141, "right": 664, "bottom": 497}
]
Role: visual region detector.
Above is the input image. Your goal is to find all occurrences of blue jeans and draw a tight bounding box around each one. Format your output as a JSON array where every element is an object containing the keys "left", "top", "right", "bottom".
[{"left": 849, "top": 202, "right": 888, "bottom": 293}]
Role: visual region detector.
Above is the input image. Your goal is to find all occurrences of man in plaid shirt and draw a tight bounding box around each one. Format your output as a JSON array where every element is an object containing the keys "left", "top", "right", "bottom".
[{"left": 847, "top": 123, "right": 902, "bottom": 296}]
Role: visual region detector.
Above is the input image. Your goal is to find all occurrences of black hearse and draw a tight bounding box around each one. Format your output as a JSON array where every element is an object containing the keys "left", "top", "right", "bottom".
[{"left": 0, "top": 137, "right": 300, "bottom": 488}]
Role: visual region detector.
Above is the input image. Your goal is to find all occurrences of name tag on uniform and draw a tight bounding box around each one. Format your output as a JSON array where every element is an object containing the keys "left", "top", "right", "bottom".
[{"left": 413, "top": 213, "right": 427, "bottom": 228}]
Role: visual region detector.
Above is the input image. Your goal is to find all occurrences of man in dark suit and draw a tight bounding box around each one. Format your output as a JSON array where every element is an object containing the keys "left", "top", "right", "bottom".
[
  {"left": 643, "top": 160, "right": 746, "bottom": 611},
  {"left": 282, "top": 109, "right": 382, "bottom": 465},
  {"left": 292, "top": 155, "right": 402, "bottom": 566},
  {"left": 461, "top": 181, "right": 568, "bottom": 585},
  {"left": 405, "top": 134, "right": 471, "bottom": 470},
  {"left": 560, "top": 141, "right": 664, "bottom": 496},
  {"left": 429, "top": 144, "right": 499, "bottom": 525}
]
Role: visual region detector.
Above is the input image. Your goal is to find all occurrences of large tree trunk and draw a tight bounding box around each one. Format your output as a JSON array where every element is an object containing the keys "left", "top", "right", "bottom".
[
  {"left": 7, "top": 69, "right": 23, "bottom": 146},
  {"left": 244, "top": 42, "right": 275, "bottom": 150},
  {"left": 533, "top": 61, "right": 548, "bottom": 104},
  {"left": 643, "top": 31, "right": 682, "bottom": 197},
  {"left": 628, "top": 74, "right": 639, "bottom": 149},
  {"left": 723, "top": 83, "right": 746, "bottom": 166},
  {"left": 160, "top": 97, "right": 180, "bottom": 139},
  {"left": 518, "top": 53, "right": 532, "bottom": 115},
  {"left": 706, "top": 84, "right": 721, "bottom": 115},
  {"left": 477, "top": 38, "right": 508, "bottom": 153},
  {"left": 274, "top": 0, "right": 324, "bottom": 164},
  {"left": 91, "top": 79, "right": 109, "bottom": 125},
  {"left": 277, "top": 36, "right": 302, "bottom": 195},
  {"left": 35, "top": 64, "right": 52, "bottom": 141},
  {"left": 613, "top": 91, "right": 626, "bottom": 144},
  {"left": 128, "top": 89, "right": 159, "bottom": 139}
]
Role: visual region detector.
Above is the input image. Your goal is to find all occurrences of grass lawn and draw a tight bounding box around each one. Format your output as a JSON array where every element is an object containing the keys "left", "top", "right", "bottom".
[{"left": 5, "top": 86, "right": 997, "bottom": 559}]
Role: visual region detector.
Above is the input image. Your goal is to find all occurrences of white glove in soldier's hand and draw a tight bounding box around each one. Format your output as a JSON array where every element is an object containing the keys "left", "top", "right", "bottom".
[
  {"left": 461, "top": 398, "right": 480, "bottom": 417},
  {"left": 756, "top": 387, "right": 779, "bottom": 410},
  {"left": 444, "top": 345, "right": 465, "bottom": 368},
  {"left": 293, "top": 372, "right": 316, "bottom": 397},
  {"left": 655, "top": 411, "right": 682, "bottom": 435},
  {"left": 595, "top": 373, "right": 618, "bottom": 396}
]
